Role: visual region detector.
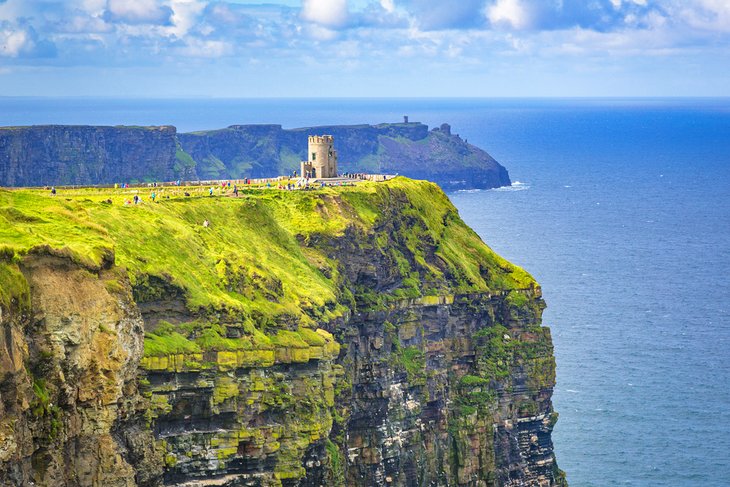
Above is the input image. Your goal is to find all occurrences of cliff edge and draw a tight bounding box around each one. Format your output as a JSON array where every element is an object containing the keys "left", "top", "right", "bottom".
[{"left": 0, "top": 178, "right": 563, "bottom": 486}]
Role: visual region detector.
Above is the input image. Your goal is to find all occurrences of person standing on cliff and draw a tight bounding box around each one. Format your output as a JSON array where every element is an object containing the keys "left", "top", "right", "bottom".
[
  {"left": 50, "top": 187, "right": 56, "bottom": 196},
  {"left": 233, "top": 185, "right": 239, "bottom": 197}
]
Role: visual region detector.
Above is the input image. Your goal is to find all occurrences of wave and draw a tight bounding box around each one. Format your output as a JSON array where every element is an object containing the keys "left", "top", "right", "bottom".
[{"left": 490, "top": 181, "right": 530, "bottom": 192}]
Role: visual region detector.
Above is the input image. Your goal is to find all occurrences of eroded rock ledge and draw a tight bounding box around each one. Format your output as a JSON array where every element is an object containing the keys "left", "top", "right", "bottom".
[{"left": 0, "top": 178, "right": 565, "bottom": 486}]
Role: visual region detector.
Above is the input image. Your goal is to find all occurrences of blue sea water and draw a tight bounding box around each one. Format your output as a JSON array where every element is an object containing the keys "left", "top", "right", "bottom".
[{"left": 2, "top": 97, "right": 729, "bottom": 486}]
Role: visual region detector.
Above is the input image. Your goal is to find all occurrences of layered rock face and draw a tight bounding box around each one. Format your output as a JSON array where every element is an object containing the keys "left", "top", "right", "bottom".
[
  {"left": 0, "top": 178, "right": 563, "bottom": 486},
  {"left": 0, "top": 125, "right": 192, "bottom": 187},
  {"left": 335, "top": 295, "right": 559, "bottom": 487},
  {"left": 0, "top": 122, "right": 510, "bottom": 191},
  {"left": 0, "top": 254, "right": 160, "bottom": 486}
]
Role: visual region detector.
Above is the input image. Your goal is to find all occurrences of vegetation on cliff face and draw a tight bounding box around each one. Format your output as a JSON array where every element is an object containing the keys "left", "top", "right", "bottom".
[{"left": 0, "top": 178, "right": 564, "bottom": 487}]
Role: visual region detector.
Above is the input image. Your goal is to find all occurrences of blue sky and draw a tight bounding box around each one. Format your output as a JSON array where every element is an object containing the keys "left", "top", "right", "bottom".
[{"left": 0, "top": 0, "right": 729, "bottom": 97}]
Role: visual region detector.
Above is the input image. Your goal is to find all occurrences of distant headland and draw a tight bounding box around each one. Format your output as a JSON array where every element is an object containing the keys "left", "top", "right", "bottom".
[{"left": 0, "top": 120, "right": 510, "bottom": 191}]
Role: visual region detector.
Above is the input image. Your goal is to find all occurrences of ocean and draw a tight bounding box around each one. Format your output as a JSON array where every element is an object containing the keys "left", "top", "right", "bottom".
[{"left": 2, "top": 97, "right": 729, "bottom": 486}]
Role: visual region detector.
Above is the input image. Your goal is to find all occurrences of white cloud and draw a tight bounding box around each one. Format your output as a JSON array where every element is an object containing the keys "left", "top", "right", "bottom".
[
  {"left": 0, "top": 27, "right": 30, "bottom": 57},
  {"left": 76, "top": 0, "right": 107, "bottom": 15},
  {"left": 105, "top": 0, "right": 172, "bottom": 24},
  {"left": 380, "top": 0, "right": 395, "bottom": 13},
  {"left": 486, "top": 0, "right": 532, "bottom": 30},
  {"left": 167, "top": 0, "right": 206, "bottom": 37},
  {"left": 301, "top": 0, "right": 349, "bottom": 28},
  {"left": 61, "top": 14, "right": 113, "bottom": 34},
  {"left": 674, "top": 0, "right": 730, "bottom": 32},
  {"left": 609, "top": 0, "right": 647, "bottom": 8},
  {"left": 306, "top": 23, "right": 339, "bottom": 40},
  {"left": 0, "top": 0, "right": 31, "bottom": 22},
  {"left": 179, "top": 37, "right": 232, "bottom": 57}
]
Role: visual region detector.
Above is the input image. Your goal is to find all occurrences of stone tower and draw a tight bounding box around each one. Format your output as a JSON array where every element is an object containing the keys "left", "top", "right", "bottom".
[{"left": 301, "top": 135, "right": 338, "bottom": 179}]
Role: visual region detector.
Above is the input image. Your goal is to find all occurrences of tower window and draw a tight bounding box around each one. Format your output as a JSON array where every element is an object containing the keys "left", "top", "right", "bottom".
[{"left": 311, "top": 152, "right": 316, "bottom": 161}]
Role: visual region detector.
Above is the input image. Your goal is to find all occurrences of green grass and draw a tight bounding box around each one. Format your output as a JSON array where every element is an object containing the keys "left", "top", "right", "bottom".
[
  {"left": 0, "top": 178, "right": 536, "bottom": 326},
  {"left": 0, "top": 261, "right": 30, "bottom": 312},
  {"left": 459, "top": 374, "right": 490, "bottom": 387},
  {"left": 506, "top": 290, "right": 529, "bottom": 307},
  {"left": 174, "top": 144, "right": 196, "bottom": 172},
  {"left": 399, "top": 346, "right": 426, "bottom": 383},
  {"left": 144, "top": 330, "right": 202, "bottom": 357},
  {"left": 325, "top": 438, "right": 344, "bottom": 484}
]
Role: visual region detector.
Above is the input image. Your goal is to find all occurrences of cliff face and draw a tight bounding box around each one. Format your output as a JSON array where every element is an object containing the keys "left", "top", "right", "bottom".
[
  {"left": 0, "top": 125, "right": 194, "bottom": 187},
  {"left": 0, "top": 123, "right": 510, "bottom": 191},
  {"left": 0, "top": 178, "right": 563, "bottom": 486}
]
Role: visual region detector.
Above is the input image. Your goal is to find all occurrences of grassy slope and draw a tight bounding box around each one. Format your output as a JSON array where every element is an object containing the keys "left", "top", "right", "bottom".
[{"left": 0, "top": 178, "right": 534, "bottom": 328}]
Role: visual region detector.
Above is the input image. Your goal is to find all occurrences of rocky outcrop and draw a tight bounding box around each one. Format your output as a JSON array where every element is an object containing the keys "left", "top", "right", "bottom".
[
  {"left": 0, "top": 123, "right": 510, "bottom": 191},
  {"left": 0, "top": 178, "right": 563, "bottom": 486}
]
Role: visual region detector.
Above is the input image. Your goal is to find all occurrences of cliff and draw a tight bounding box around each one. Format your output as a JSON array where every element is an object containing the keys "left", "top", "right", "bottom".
[
  {"left": 0, "top": 125, "right": 196, "bottom": 187},
  {"left": 0, "top": 123, "right": 510, "bottom": 191},
  {"left": 0, "top": 178, "right": 564, "bottom": 486}
]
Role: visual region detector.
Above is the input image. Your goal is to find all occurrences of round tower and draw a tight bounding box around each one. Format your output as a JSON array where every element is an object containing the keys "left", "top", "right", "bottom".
[{"left": 307, "top": 135, "right": 337, "bottom": 178}]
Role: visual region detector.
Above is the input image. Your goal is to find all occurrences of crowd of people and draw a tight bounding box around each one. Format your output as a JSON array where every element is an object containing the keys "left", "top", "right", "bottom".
[{"left": 45, "top": 172, "right": 390, "bottom": 208}]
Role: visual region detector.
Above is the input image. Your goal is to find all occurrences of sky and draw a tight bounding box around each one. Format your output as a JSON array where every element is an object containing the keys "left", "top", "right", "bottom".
[{"left": 0, "top": 0, "right": 729, "bottom": 97}]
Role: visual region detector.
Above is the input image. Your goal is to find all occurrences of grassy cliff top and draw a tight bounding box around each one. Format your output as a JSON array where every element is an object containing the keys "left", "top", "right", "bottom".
[{"left": 0, "top": 178, "right": 534, "bottom": 323}]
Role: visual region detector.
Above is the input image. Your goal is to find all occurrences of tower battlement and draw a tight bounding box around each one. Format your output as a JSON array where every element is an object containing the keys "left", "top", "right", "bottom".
[{"left": 308, "top": 135, "right": 334, "bottom": 145}]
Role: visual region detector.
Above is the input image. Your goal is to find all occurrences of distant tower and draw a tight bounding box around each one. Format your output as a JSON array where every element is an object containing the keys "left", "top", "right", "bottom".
[
  {"left": 404, "top": 115, "right": 409, "bottom": 123},
  {"left": 301, "top": 135, "right": 338, "bottom": 179}
]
